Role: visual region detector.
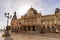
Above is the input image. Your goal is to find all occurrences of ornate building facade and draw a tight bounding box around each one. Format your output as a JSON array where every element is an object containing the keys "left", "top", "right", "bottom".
[{"left": 11, "top": 7, "right": 60, "bottom": 33}]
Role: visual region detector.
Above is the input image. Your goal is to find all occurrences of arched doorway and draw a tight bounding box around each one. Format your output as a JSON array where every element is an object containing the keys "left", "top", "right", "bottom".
[
  {"left": 28, "top": 26, "right": 30, "bottom": 31},
  {"left": 47, "top": 26, "right": 51, "bottom": 33},
  {"left": 23, "top": 26, "right": 26, "bottom": 31},
  {"left": 40, "top": 27, "right": 44, "bottom": 33},
  {"left": 11, "top": 27, "right": 14, "bottom": 32},
  {"left": 20, "top": 26, "right": 23, "bottom": 31},
  {"left": 51, "top": 26, "right": 56, "bottom": 33},
  {"left": 43, "top": 26, "right": 46, "bottom": 33},
  {"left": 40, "top": 26, "right": 45, "bottom": 33},
  {"left": 32, "top": 26, "right": 35, "bottom": 31},
  {"left": 17, "top": 27, "right": 20, "bottom": 32},
  {"left": 15, "top": 26, "right": 18, "bottom": 33}
]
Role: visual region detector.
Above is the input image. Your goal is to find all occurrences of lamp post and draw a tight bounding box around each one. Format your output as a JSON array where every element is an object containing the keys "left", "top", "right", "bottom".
[
  {"left": 2, "top": 13, "right": 13, "bottom": 40},
  {"left": 5, "top": 13, "right": 12, "bottom": 31}
]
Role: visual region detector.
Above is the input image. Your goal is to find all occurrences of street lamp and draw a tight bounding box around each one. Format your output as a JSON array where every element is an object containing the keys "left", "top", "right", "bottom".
[
  {"left": 5, "top": 13, "right": 12, "bottom": 31},
  {"left": 2, "top": 13, "right": 12, "bottom": 37},
  {"left": 2, "top": 13, "right": 14, "bottom": 40}
]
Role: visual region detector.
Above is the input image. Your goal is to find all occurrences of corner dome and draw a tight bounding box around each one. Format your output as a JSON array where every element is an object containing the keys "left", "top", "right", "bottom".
[{"left": 55, "top": 8, "right": 60, "bottom": 13}]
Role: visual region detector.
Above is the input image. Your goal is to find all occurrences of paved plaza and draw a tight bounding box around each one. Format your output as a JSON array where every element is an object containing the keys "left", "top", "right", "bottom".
[
  {"left": 1, "top": 31, "right": 60, "bottom": 40},
  {"left": 11, "top": 32, "right": 60, "bottom": 40}
]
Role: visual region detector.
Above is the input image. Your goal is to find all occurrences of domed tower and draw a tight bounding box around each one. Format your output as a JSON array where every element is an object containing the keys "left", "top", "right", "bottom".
[
  {"left": 27, "top": 7, "right": 37, "bottom": 16},
  {"left": 55, "top": 8, "right": 60, "bottom": 16}
]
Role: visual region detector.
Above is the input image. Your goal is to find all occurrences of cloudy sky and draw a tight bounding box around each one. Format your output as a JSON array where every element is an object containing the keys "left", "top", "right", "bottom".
[{"left": 0, "top": 0, "right": 60, "bottom": 29}]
